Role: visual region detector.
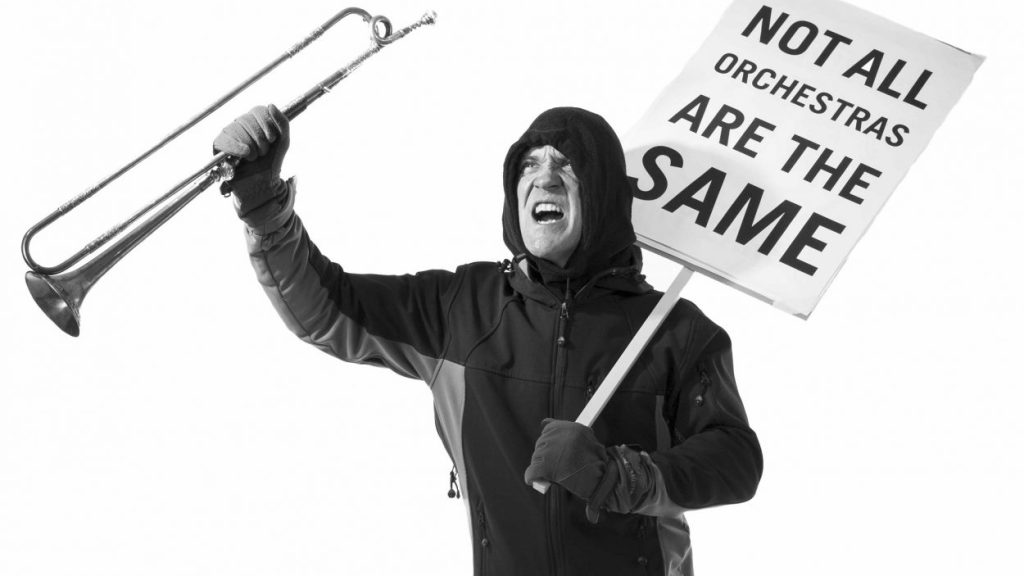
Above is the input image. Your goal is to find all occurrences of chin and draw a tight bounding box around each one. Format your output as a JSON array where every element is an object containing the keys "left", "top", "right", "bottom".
[
  {"left": 523, "top": 229, "right": 575, "bottom": 266},
  {"left": 528, "top": 248, "right": 570, "bottom": 267}
]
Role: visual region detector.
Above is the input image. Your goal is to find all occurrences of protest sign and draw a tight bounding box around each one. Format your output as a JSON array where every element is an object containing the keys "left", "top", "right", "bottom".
[{"left": 624, "top": 0, "right": 983, "bottom": 317}]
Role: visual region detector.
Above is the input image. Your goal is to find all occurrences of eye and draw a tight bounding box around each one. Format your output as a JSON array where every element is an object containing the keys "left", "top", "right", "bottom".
[{"left": 520, "top": 159, "right": 540, "bottom": 175}]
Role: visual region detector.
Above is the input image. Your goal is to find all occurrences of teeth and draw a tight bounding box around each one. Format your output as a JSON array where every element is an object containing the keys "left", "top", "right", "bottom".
[{"left": 532, "top": 202, "right": 565, "bottom": 224}]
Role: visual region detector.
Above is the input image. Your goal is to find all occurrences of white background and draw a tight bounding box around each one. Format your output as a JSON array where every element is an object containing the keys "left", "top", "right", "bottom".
[{"left": 0, "top": 1, "right": 1019, "bottom": 575}]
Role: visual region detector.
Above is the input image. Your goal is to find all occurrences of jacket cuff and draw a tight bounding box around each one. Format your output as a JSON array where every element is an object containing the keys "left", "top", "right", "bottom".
[
  {"left": 235, "top": 177, "right": 296, "bottom": 236},
  {"left": 625, "top": 453, "right": 689, "bottom": 518}
]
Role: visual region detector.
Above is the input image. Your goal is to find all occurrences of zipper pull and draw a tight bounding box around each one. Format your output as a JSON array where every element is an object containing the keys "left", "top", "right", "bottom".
[
  {"left": 477, "top": 506, "right": 490, "bottom": 548},
  {"left": 448, "top": 465, "right": 461, "bottom": 499},
  {"left": 557, "top": 302, "right": 569, "bottom": 347},
  {"left": 696, "top": 367, "right": 711, "bottom": 407}
]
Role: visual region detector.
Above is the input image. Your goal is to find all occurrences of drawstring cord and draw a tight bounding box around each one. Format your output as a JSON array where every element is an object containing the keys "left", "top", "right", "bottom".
[{"left": 448, "top": 464, "right": 462, "bottom": 499}]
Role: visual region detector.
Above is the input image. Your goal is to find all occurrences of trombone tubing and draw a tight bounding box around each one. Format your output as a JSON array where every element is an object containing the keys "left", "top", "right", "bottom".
[{"left": 20, "top": 7, "right": 412, "bottom": 277}]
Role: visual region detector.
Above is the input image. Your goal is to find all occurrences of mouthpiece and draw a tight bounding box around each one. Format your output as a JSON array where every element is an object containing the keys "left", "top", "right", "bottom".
[{"left": 379, "top": 9, "right": 437, "bottom": 45}]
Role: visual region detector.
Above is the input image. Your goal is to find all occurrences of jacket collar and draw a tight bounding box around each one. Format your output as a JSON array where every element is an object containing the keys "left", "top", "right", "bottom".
[{"left": 506, "top": 248, "right": 652, "bottom": 307}]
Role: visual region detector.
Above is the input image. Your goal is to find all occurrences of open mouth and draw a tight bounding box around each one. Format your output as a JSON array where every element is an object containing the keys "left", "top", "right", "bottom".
[{"left": 532, "top": 202, "right": 565, "bottom": 224}]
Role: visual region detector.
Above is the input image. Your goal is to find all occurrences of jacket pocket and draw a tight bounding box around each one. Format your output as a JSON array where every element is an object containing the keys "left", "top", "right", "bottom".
[
  {"left": 474, "top": 498, "right": 490, "bottom": 576},
  {"left": 694, "top": 364, "right": 712, "bottom": 408},
  {"left": 634, "top": 515, "right": 662, "bottom": 575}
]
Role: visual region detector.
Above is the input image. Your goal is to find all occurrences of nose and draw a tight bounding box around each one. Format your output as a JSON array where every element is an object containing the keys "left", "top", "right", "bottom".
[{"left": 533, "top": 163, "right": 564, "bottom": 191}]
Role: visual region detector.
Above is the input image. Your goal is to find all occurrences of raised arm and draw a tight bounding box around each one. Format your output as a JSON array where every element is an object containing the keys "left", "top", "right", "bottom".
[{"left": 215, "top": 105, "right": 457, "bottom": 381}]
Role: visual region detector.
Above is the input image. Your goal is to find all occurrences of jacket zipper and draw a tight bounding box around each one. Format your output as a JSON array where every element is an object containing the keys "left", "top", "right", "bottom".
[
  {"left": 477, "top": 503, "right": 489, "bottom": 575},
  {"left": 636, "top": 518, "right": 652, "bottom": 572},
  {"left": 547, "top": 290, "right": 572, "bottom": 576},
  {"left": 696, "top": 365, "right": 711, "bottom": 408},
  {"left": 556, "top": 301, "right": 569, "bottom": 347}
]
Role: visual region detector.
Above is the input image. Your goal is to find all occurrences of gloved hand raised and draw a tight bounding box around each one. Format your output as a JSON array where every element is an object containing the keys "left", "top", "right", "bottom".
[
  {"left": 524, "top": 419, "right": 655, "bottom": 523},
  {"left": 213, "top": 104, "right": 290, "bottom": 211}
]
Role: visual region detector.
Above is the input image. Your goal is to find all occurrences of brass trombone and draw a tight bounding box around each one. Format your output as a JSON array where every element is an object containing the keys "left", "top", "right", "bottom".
[{"left": 22, "top": 7, "right": 436, "bottom": 337}]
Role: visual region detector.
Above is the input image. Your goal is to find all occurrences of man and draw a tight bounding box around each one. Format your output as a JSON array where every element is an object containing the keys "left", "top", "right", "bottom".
[{"left": 215, "top": 104, "right": 762, "bottom": 576}]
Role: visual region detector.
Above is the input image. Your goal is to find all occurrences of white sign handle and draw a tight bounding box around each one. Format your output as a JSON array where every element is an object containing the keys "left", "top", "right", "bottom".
[{"left": 533, "top": 265, "right": 694, "bottom": 494}]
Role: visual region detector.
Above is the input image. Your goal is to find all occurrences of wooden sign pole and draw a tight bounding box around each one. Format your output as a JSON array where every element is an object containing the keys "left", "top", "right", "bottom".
[{"left": 533, "top": 265, "right": 694, "bottom": 494}]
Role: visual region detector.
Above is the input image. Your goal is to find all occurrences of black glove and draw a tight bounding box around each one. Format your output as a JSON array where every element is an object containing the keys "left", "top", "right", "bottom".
[
  {"left": 524, "top": 419, "right": 655, "bottom": 523},
  {"left": 213, "top": 104, "right": 290, "bottom": 212}
]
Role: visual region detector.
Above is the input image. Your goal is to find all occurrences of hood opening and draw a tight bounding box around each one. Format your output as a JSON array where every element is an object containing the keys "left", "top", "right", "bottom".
[{"left": 501, "top": 107, "right": 638, "bottom": 285}]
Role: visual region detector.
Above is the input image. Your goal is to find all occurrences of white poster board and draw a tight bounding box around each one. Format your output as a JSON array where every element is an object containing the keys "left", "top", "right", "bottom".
[{"left": 624, "top": 0, "right": 983, "bottom": 318}]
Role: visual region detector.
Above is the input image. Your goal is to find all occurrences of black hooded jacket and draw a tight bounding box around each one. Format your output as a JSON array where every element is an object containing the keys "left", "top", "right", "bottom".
[{"left": 236, "top": 107, "right": 763, "bottom": 576}]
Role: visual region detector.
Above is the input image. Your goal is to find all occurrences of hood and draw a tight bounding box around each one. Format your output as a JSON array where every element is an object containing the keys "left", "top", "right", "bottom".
[{"left": 502, "top": 107, "right": 638, "bottom": 284}]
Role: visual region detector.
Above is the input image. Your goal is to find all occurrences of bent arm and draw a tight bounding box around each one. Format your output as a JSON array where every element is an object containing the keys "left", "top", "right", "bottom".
[
  {"left": 236, "top": 179, "right": 456, "bottom": 381},
  {"left": 642, "top": 327, "right": 763, "bottom": 515}
]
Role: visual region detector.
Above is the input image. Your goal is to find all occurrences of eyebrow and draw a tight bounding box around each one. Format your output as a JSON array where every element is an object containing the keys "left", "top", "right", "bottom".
[{"left": 521, "top": 150, "right": 571, "bottom": 167}]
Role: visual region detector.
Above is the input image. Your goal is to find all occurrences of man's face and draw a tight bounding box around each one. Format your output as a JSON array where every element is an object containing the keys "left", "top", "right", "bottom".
[{"left": 516, "top": 145, "right": 582, "bottom": 268}]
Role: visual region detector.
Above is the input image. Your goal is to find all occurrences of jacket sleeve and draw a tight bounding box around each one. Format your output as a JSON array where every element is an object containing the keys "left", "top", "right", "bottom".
[
  {"left": 641, "top": 322, "right": 763, "bottom": 514},
  {"left": 236, "top": 179, "right": 457, "bottom": 381}
]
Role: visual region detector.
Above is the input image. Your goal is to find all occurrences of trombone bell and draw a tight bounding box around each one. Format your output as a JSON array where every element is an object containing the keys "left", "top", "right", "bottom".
[{"left": 26, "top": 271, "right": 83, "bottom": 337}]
